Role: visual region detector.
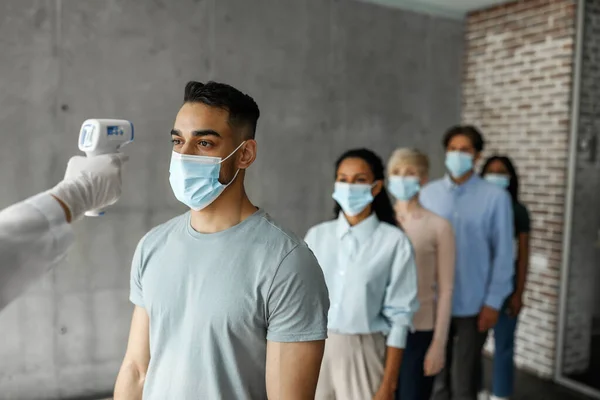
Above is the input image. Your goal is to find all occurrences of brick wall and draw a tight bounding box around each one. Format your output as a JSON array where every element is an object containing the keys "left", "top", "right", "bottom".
[{"left": 463, "top": 0, "right": 577, "bottom": 377}]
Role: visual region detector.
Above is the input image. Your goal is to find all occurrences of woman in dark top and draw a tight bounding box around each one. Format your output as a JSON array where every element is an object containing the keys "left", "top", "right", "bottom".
[{"left": 480, "top": 155, "right": 531, "bottom": 400}]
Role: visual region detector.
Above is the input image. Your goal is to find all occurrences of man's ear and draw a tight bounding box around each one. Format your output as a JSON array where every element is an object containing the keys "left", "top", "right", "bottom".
[{"left": 238, "top": 139, "right": 257, "bottom": 169}]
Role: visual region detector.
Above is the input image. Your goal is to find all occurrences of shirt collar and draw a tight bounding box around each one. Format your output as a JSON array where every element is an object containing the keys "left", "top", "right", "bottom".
[
  {"left": 443, "top": 172, "right": 481, "bottom": 190},
  {"left": 336, "top": 212, "right": 380, "bottom": 242}
]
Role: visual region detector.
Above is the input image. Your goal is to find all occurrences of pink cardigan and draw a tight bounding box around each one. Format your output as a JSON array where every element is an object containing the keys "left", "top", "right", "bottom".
[{"left": 397, "top": 206, "right": 455, "bottom": 343}]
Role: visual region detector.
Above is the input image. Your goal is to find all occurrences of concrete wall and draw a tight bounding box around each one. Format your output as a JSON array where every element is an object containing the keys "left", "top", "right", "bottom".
[{"left": 0, "top": 0, "right": 463, "bottom": 398}]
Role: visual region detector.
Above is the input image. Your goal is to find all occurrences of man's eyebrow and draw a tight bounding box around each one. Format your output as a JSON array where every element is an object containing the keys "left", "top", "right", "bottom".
[{"left": 170, "top": 129, "right": 222, "bottom": 138}]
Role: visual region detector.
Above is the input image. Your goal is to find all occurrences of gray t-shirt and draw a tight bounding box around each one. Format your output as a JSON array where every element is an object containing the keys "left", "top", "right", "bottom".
[{"left": 130, "top": 209, "right": 329, "bottom": 400}]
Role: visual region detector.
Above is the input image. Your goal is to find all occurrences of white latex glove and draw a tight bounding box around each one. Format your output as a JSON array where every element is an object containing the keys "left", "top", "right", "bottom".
[
  {"left": 49, "top": 154, "right": 129, "bottom": 221},
  {"left": 423, "top": 340, "right": 445, "bottom": 376}
]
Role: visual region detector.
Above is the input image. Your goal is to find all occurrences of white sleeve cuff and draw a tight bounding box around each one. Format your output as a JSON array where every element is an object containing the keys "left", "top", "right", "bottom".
[
  {"left": 386, "top": 325, "right": 409, "bottom": 349},
  {"left": 25, "top": 192, "right": 74, "bottom": 253}
]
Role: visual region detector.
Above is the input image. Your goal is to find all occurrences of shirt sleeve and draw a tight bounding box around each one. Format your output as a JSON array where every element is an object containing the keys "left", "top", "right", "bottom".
[
  {"left": 129, "top": 235, "right": 146, "bottom": 308},
  {"left": 383, "top": 235, "right": 420, "bottom": 349},
  {"left": 266, "top": 245, "right": 330, "bottom": 343},
  {"left": 484, "top": 191, "right": 515, "bottom": 310},
  {"left": 0, "top": 192, "right": 74, "bottom": 311},
  {"left": 433, "top": 218, "right": 455, "bottom": 345}
]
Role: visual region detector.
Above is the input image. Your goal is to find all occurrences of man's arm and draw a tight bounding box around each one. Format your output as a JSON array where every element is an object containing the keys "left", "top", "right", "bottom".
[
  {"left": 484, "top": 191, "right": 514, "bottom": 309},
  {"left": 114, "top": 306, "right": 150, "bottom": 400},
  {"left": 479, "top": 192, "right": 514, "bottom": 332},
  {"left": 266, "top": 340, "right": 325, "bottom": 400},
  {"left": 265, "top": 245, "right": 329, "bottom": 400}
]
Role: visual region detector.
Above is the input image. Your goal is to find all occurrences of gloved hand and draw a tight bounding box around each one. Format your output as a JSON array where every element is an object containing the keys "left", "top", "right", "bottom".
[{"left": 49, "top": 154, "right": 129, "bottom": 221}]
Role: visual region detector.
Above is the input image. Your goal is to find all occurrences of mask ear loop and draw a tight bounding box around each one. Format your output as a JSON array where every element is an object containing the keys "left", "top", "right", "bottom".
[
  {"left": 221, "top": 141, "right": 247, "bottom": 186},
  {"left": 220, "top": 140, "right": 247, "bottom": 163},
  {"left": 370, "top": 180, "right": 383, "bottom": 194}
]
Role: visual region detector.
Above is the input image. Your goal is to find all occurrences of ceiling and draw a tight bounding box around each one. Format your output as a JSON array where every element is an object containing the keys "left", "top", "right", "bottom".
[{"left": 357, "top": 0, "right": 510, "bottom": 20}]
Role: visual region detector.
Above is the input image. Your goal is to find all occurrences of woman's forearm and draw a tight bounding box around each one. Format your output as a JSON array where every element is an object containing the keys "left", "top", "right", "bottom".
[
  {"left": 381, "top": 346, "right": 404, "bottom": 389},
  {"left": 515, "top": 233, "right": 530, "bottom": 295},
  {"left": 515, "top": 258, "right": 528, "bottom": 295},
  {"left": 434, "top": 218, "right": 455, "bottom": 345},
  {"left": 432, "top": 291, "right": 453, "bottom": 345}
]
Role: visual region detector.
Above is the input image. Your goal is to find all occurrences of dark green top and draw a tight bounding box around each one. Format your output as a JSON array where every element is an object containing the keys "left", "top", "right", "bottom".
[
  {"left": 513, "top": 200, "right": 530, "bottom": 238},
  {"left": 509, "top": 201, "right": 531, "bottom": 304}
]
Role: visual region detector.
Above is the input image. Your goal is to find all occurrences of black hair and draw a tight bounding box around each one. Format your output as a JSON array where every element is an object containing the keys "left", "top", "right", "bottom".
[
  {"left": 183, "top": 81, "right": 260, "bottom": 139},
  {"left": 333, "top": 148, "right": 398, "bottom": 227},
  {"left": 443, "top": 125, "right": 485, "bottom": 152},
  {"left": 481, "top": 155, "right": 519, "bottom": 202}
]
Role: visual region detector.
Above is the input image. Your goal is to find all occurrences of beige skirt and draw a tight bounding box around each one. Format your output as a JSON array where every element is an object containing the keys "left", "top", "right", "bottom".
[{"left": 315, "top": 332, "right": 386, "bottom": 400}]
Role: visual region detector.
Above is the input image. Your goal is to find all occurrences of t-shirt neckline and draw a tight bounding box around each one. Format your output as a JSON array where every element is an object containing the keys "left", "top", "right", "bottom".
[{"left": 185, "top": 208, "right": 264, "bottom": 240}]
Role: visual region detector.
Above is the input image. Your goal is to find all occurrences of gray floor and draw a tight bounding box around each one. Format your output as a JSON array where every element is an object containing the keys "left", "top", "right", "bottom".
[
  {"left": 88, "top": 358, "right": 594, "bottom": 400},
  {"left": 482, "top": 358, "right": 595, "bottom": 400}
]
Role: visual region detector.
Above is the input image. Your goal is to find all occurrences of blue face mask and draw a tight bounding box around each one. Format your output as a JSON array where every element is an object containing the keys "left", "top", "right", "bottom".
[
  {"left": 332, "top": 182, "right": 375, "bottom": 217},
  {"left": 484, "top": 173, "right": 510, "bottom": 189},
  {"left": 388, "top": 176, "right": 421, "bottom": 201},
  {"left": 169, "top": 142, "right": 246, "bottom": 211},
  {"left": 445, "top": 151, "right": 474, "bottom": 178}
]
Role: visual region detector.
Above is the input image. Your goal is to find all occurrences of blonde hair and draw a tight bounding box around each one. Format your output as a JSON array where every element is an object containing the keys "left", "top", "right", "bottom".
[{"left": 387, "top": 148, "right": 430, "bottom": 176}]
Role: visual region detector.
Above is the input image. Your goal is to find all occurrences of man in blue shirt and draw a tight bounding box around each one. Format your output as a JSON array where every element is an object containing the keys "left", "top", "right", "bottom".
[{"left": 420, "top": 125, "right": 514, "bottom": 400}]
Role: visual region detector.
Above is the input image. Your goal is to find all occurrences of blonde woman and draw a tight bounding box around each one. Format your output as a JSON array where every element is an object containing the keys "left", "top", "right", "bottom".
[{"left": 387, "top": 148, "right": 455, "bottom": 400}]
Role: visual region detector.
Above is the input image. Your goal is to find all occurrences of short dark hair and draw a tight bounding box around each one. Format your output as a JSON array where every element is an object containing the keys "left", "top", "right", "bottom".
[
  {"left": 183, "top": 81, "right": 260, "bottom": 139},
  {"left": 333, "top": 148, "right": 398, "bottom": 227},
  {"left": 442, "top": 125, "right": 485, "bottom": 152}
]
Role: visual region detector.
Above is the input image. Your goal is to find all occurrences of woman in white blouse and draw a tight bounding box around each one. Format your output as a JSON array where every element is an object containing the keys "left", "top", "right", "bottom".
[{"left": 304, "top": 148, "right": 419, "bottom": 400}]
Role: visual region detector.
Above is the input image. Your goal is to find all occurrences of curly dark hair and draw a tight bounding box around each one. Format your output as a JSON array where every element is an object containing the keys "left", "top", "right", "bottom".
[
  {"left": 333, "top": 148, "right": 397, "bottom": 227},
  {"left": 481, "top": 155, "right": 519, "bottom": 202},
  {"left": 443, "top": 125, "right": 485, "bottom": 152}
]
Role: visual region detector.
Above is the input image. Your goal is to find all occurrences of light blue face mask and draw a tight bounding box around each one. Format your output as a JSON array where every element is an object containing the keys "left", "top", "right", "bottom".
[
  {"left": 332, "top": 182, "right": 375, "bottom": 217},
  {"left": 445, "top": 151, "right": 474, "bottom": 178},
  {"left": 388, "top": 176, "right": 421, "bottom": 201},
  {"left": 484, "top": 173, "right": 510, "bottom": 189},
  {"left": 169, "top": 141, "right": 246, "bottom": 211}
]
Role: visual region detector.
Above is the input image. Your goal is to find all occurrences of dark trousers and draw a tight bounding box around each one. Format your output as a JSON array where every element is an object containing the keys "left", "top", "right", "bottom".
[
  {"left": 478, "top": 307, "right": 518, "bottom": 397},
  {"left": 396, "top": 330, "right": 435, "bottom": 400},
  {"left": 431, "top": 317, "right": 488, "bottom": 400}
]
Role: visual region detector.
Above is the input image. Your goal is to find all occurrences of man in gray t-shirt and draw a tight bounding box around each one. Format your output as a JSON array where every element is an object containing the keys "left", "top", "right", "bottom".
[{"left": 114, "top": 81, "right": 329, "bottom": 400}]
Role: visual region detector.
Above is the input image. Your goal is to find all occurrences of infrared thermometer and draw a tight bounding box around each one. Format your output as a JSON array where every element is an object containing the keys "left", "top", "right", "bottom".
[{"left": 78, "top": 119, "right": 134, "bottom": 217}]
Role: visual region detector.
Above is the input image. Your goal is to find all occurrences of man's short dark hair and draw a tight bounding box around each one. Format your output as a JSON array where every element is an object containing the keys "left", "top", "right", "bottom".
[
  {"left": 184, "top": 81, "right": 260, "bottom": 139},
  {"left": 442, "top": 125, "right": 485, "bottom": 152}
]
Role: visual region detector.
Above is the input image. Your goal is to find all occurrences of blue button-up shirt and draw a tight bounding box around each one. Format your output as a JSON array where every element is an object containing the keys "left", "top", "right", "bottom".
[
  {"left": 304, "top": 213, "right": 419, "bottom": 348},
  {"left": 420, "top": 175, "right": 514, "bottom": 316}
]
